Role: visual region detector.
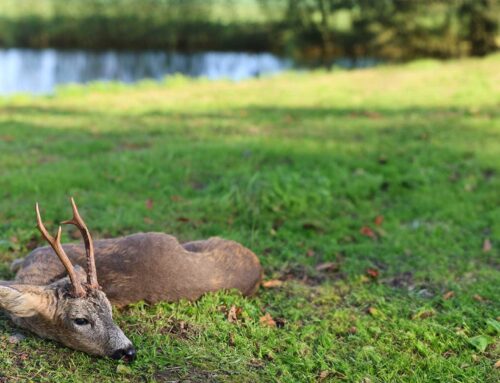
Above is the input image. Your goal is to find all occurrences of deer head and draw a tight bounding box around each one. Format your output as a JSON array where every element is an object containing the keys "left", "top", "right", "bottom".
[{"left": 0, "top": 198, "right": 136, "bottom": 361}]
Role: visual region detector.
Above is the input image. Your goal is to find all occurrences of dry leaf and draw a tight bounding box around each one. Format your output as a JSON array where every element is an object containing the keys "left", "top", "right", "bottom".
[
  {"left": 262, "top": 279, "right": 284, "bottom": 288},
  {"left": 177, "top": 217, "right": 190, "bottom": 223},
  {"left": 366, "top": 268, "right": 379, "bottom": 279},
  {"left": 473, "top": 294, "right": 485, "bottom": 302},
  {"left": 306, "top": 249, "right": 315, "bottom": 257},
  {"left": 259, "top": 313, "right": 276, "bottom": 328},
  {"left": 318, "top": 371, "right": 330, "bottom": 381},
  {"left": 227, "top": 305, "right": 241, "bottom": 323},
  {"left": 374, "top": 215, "right": 384, "bottom": 226},
  {"left": 347, "top": 326, "right": 357, "bottom": 334},
  {"left": 315, "top": 262, "right": 339, "bottom": 272},
  {"left": 483, "top": 238, "right": 492, "bottom": 253},
  {"left": 360, "top": 226, "right": 377, "bottom": 239},
  {"left": 18, "top": 352, "right": 29, "bottom": 361},
  {"left": 145, "top": 198, "right": 154, "bottom": 210},
  {"left": 443, "top": 291, "right": 455, "bottom": 300},
  {"left": 367, "top": 307, "right": 379, "bottom": 316},
  {"left": 413, "top": 310, "right": 435, "bottom": 320},
  {"left": 494, "top": 360, "right": 500, "bottom": 368}
]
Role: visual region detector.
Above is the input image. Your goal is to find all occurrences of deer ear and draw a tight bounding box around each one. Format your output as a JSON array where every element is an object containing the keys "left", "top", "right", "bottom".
[{"left": 0, "top": 285, "right": 52, "bottom": 318}]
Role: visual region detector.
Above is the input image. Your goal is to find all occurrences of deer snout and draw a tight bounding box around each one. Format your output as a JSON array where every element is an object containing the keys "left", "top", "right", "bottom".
[{"left": 110, "top": 345, "right": 136, "bottom": 362}]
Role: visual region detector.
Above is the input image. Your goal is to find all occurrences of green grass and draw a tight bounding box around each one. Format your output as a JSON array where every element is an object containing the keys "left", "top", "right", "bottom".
[{"left": 1, "top": 55, "right": 500, "bottom": 382}]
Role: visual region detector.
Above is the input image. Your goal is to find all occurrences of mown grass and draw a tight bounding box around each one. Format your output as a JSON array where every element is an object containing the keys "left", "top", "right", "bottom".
[{"left": 0, "top": 55, "right": 499, "bottom": 382}]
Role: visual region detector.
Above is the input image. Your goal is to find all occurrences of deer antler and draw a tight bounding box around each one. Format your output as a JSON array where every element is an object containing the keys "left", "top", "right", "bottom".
[
  {"left": 61, "top": 197, "right": 99, "bottom": 289},
  {"left": 35, "top": 203, "right": 86, "bottom": 297}
]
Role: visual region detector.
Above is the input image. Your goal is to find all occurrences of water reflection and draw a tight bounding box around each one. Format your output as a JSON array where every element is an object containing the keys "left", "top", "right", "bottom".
[{"left": 0, "top": 49, "right": 293, "bottom": 95}]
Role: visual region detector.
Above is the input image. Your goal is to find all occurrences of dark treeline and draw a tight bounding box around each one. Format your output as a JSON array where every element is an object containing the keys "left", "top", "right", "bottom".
[{"left": 0, "top": 0, "right": 498, "bottom": 62}]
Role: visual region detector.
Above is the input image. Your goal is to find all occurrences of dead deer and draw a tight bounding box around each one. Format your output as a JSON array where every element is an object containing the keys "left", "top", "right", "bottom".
[{"left": 0, "top": 198, "right": 262, "bottom": 361}]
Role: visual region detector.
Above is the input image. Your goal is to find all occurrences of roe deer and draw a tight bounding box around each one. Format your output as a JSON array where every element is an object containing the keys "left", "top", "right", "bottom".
[{"left": 0, "top": 198, "right": 262, "bottom": 361}]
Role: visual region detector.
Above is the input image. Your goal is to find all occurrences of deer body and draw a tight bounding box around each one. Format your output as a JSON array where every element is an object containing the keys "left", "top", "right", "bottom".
[
  {"left": 0, "top": 199, "right": 262, "bottom": 360},
  {"left": 13, "top": 233, "right": 262, "bottom": 306}
]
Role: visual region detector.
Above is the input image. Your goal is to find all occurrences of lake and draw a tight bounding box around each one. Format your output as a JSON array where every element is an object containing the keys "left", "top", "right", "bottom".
[
  {"left": 0, "top": 49, "right": 293, "bottom": 95},
  {"left": 0, "top": 49, "right": 378, "bottom": 95}
]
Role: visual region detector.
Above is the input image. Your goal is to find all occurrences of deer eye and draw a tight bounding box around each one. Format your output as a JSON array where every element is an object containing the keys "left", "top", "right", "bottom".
[{"left": 74, "top": 318, "right": 90, "bottom": 326}]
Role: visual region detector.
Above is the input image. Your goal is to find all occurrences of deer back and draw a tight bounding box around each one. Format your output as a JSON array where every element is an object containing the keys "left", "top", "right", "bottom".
[{"left": 15, "top": 233, "right": 262, "bottom": 306}]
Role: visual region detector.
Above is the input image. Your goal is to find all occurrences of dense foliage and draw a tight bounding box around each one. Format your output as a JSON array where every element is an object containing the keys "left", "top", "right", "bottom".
[{"left": 0, "top": 0, "right": 498, "bottom": 62}]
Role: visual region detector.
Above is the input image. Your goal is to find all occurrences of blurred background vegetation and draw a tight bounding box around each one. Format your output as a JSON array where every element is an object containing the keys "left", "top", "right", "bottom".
[{"left": 0, "top": 0, "right": 498, "bottom": 64}]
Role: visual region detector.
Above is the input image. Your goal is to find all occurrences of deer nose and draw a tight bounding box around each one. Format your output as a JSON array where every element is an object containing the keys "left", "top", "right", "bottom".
[{"left": 111, "top": 346, "right": 136, "bottom": 362}]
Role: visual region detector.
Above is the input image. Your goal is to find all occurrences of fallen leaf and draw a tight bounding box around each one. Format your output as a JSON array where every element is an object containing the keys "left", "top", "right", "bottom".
[
  {"left": 306, "top": 249, "right": 315, "bottom": 257},
  {"left": 259, "top": 313, "right": 276, "bottom": 328},
  {"left": 473, "top": 294, "right": 485, "bottom": 302},
  {"left": 347, "top": 326, "right": 357, "bottom": 334},
  {"left": 18, "top": 352, "right": 29, "bottom": 361},
  {"left": 366, "top": 268, "right": 379, "bottom": 279},
  {"left": 443, "top": 291, "right": 455, "bottom": 300},
  {"left": 318, "top": 371, "right": 330, "bottom": 381},
  {"left": 412, "top": 310, "right": 435, "bottom": 320},
  {"left": 176, "top": 217, "right": 190, "bottom": 223},
  {"left": 360, "top": 226, "right": 377, "bottom": 239},
  {"left": 468, "top": 335, "right": 491, "bottom": 352},
  {"left": 315, "top": 262, "right": 339, "bottom": 272},
  {"left": 145, "top": 198, "right": 154, "bottom": 210},
  {"left": 483, "top": 238, "right": 492, "bottom": 252},
  {"left": 227, "top": 305, "right": 241, "bottom": 323},
  {"left": 374, "top": 215, "right": 384, "bottom": 226},
  {"left": 262, "top": 279, "right": 284, "bottom": 288},
  {"left": 494, "top": 360, "right": 500, "bottom": 368}
]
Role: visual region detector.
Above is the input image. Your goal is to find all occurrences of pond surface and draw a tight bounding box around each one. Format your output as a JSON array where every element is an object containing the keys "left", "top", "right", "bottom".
[
  {"left": 0, "top": 49, "right": 293, "bottom": 95},
  {"left": 0, "top": 49, "right": 379, "bottom": 95}
]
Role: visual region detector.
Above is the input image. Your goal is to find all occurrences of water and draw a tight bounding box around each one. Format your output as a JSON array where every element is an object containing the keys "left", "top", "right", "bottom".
[{"left": 0, "top": 49, "right": 293, "bottom": 95}]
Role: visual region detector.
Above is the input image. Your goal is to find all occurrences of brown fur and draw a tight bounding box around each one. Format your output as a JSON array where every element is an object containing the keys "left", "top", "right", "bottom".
[{"left": 14, "top": 233, "right": 262, "bottom": 306}]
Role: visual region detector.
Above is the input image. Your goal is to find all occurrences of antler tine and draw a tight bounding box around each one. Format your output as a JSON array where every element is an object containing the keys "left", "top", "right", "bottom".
[
  {"left": 61, "top": 197, "right": 98, "bottom": 289},
  {"left": 35, "top": 203, "right": 86, "bottom": 297}
]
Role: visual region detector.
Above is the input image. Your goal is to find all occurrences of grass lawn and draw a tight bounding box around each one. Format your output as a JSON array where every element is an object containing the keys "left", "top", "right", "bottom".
[{"left": 0, "top": 55, "right": 499, "bottom": 382}]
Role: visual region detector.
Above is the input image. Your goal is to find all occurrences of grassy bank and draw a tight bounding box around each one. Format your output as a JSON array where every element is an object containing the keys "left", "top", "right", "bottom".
[{"left": 0, "top": 55, "right": 499, "bottom": 382}]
